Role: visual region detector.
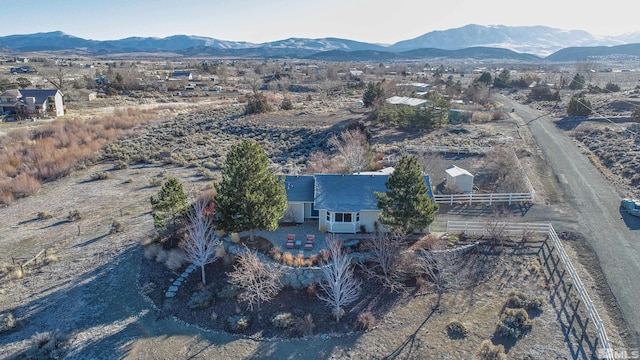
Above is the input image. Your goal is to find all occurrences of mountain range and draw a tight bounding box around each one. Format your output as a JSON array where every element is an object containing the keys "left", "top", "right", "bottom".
[{"left": 1, "top": 24, "right": 640, "bottom": 62}]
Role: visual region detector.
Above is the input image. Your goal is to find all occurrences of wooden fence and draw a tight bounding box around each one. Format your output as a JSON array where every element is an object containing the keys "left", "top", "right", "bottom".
[
  {"left": 434, "top": 192, "right": 534, "bottom": 205},
  {"left": 405, "top": 145, "right": 493, "bottom": 154},
  {"left": 12, "top": 248, "right": 47, "bottom": 272},
  {"left": 445, "top": 221, "right": 614, "bottom": 359}
]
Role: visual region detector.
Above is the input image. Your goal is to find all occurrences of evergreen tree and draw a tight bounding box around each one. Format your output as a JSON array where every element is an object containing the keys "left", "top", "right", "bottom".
[
  {"left": 476, "top": 72, "right": 492, "bottom": 85},
  {"left": 375, "top": 155, "right": 438, "bottom": 234},
  {"left": 567, "top": 95, "right": 592, "bottom": 116},
  {"left": 493, "top": 69, "right": 510, "bottom": 89},
  {"left": 150, "top": 177, "right": 188, "bottom": 231},
  {"left": 568, "top": 73, "right": 586, "bottom": 90},
  {"left": 362, "top": 81, "right": 385, "bottom": 108},
  {"left": 214, "top": 140, "right": 287, "bottom": 241}
]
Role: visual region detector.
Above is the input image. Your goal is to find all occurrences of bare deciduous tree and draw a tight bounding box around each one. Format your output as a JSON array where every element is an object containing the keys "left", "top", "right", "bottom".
[
  {"left": 418, "top": 249, "right": 471, "bottom": 308},
  {"left": 484, "top": 146, "right": 523, "bottom": 193},
  {"left": 362, "top": 231, "right": 404, "bottom": 291},
  {"left": 228, "top": 246, "right": 283, "bottom": 311},
  {"left": 328, "top": 128, "right": 372, "bottom": 173},
  {"left": 38, "top": 65, "right": 70, "bottom": 91},
  {"left": 183, "top": 198, "right": 222, "bottom": 285},
  {"left": 305, "top": 151, "right": 345, "bottom": 175},
  {"left": 318, "top": 235, "right": 361, "bottom": 322}
]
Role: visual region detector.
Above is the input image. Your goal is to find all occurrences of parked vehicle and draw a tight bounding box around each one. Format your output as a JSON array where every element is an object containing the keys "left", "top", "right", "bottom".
[{"left": 621, "top": 198, "right": 640, "bottom": 217}]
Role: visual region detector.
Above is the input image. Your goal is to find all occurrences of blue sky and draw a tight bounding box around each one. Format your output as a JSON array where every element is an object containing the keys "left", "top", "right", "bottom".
[{"left": 1, "top": 0, "right": 637, "bottom": 43}]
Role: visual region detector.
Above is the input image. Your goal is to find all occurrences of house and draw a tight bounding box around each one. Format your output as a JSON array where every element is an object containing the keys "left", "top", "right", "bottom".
[
  {"left": 171, "top": 71, "right": 193, "bottom": 80},
  {"left": 0, "top": 89, "right": 64, "bottom": 118},
  {"left": 283, "top": 173, "right": 434, "bottom": 233},
  {"left": 445, "top": 165, "right": 474, "bottom": 194},
  {"left": 385, "top": 96, "right": 428, "bottom": 107}
]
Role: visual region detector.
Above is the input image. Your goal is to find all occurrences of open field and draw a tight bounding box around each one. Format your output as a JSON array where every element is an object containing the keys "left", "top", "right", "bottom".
[{"left": 1, "top": 59, "right": 639, "bottom": 358}]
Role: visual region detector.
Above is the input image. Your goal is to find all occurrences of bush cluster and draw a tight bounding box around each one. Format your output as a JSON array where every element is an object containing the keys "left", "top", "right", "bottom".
[
  {"left": 227, "top": 315, "right": 251, "bottom": 332},
  {"left": 188, "top": 291, "right": 215, "bottom": 310},
  {"left": 446, "top": 320, "right": 469, "bottom": 339},
  {"left": 495, "top": 308, "right": 532, "bottom": 339},
  {"left": 506, "top": 291, "right": 543, "bottom": 312},
  {"left": 477, "top": 340, "right": 507, "bottom": 360},
  {"left": 271, "top": 312, "right": 295, "bottom": 329}
]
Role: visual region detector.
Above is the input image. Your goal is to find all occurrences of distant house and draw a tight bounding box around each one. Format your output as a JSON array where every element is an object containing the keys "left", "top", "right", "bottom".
[
  {"left": 445, "top": 165, "right": 474, "bottom": 194},
  {"left": 0, "top": 88, "right": 64, "bottom": 118},
  {"left": 283, "top": 173, "right": 434, "bottom": 233},
  {"left": 385, "top": 96, "right": 428, "bottom": 107},
  {"left": 171, "top": 71, "right": 193, "bottom": 80}
]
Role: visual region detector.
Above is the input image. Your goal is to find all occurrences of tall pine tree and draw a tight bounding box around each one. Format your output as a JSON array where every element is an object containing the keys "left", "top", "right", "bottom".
[
  {"left": 375, "top": 154, "right": 438, "bottom": 234},
  {"left": 214, "top": 140, "right": 287, "bottom": 241}
]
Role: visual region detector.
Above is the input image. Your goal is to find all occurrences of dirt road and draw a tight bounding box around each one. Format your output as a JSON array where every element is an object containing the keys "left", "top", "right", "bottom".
[{"left": 496, "top": 94, "right": 640, "bottom": 344}]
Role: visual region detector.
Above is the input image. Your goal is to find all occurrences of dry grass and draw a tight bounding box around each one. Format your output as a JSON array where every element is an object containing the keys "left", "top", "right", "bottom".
[
  {"left": 0, "top": 107, "right": 165, "bottom": 204},
  {"left": 165, "top": 249, "right": 187, "bottom": 271}
]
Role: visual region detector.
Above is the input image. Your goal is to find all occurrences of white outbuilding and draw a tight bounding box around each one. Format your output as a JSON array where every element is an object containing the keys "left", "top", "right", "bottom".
[{"left": 445, "top": 165, "right": 474, "bottom": 194}]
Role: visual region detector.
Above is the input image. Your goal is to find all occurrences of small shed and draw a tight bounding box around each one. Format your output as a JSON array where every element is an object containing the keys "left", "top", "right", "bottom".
[
  {"left": 445, "top": 165, "right": 474, "bottom": 194},
  {"left": 78, "top": 89, "right": 97, "bottom": 101}
]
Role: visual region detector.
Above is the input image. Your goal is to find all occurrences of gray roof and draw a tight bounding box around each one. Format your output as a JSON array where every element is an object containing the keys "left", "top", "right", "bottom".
[
  {"left": 18, "top": 89, "right": 61, "bottom": 105},
  {"left": 314, "top": 174, "right": 433, "bottom": 212},
  {"left": 284, "top": 175, "right": 315, "bottom": 202},
  {"left": 172, "top": 71, "right": 192, "bottom": 77}
]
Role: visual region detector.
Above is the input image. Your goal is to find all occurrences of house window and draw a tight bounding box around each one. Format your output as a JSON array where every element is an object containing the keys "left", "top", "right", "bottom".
[
  {"left": 333, "top": 212, "right": 357, "bottom": 222},
  {"left": 326, "top": 211, "right": 331, "bottom": 222}
]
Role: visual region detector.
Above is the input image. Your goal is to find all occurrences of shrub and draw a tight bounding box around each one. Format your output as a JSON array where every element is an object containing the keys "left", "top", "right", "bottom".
[
  {"left": 149, "top": 177, "right": 163, "bottom": 187},
  {"left": 245, "top": 92, "right": 272, "bottom": 115},
  {"left": 26, "top": 331, "right": 69, "bottom": 360},
  {"left": 0, "top": 312, "right": 17, "bottom": 333},
  {"left": 294, "top": 314, "right": 315, "bottom": 337},
  {"left": 496, "top": 308, "right": 532, "bottom": 339},
  {"left": 271, "top": 312, "right": 295, "bottom": 329},
  {"left": 477, "top": 340, "right": 507, "bottom": 360},
  {"left": 216, "top": 284, "right": 241, "bottom": 299},
  {"left": 165, "top": 248, "right": 186, "bottom": 271},
  {"left": 113, "top": 160, "right": 129, "bottom": 170},
  {"left": 37, "top": 211, "right": 54, "bottom": 220},
  {"left": 293, "top": 253, "right": 306, "bottom": 267},
  {"left": 90, "top": 171, "right": 112, "bottom": 181},
  {"left": 605, "top": 82, "right": 620, "bottom": 92},
  {"left": 306, "top": 282, "right": 318, "bottom": 296},
  {"left": 355, "top": 311, "right": 376, "bottom": 331},
  {"left": 446, "top": 320, "right": 469, "bottom": 339},
  {"left": 506, "top": 291, "right": 543, "bottom": 312},
  {"left": 143, "top": 243, "right": 162, "bottom": 260},
  {"left": 227, "top": 315, "right": 251, "bottom": 332},
  {"left": 109, "top": 220, "right": 124, "bottom": 234},
  {"left": 188, "top": 290, "right": 215, "bottom": 310},
  {"left": 281, "top": 252, "right": 295, "bottom": 266},
  {"left": 280, "top": 97, "right": 293, "bottom": 110},
  {"left": 67, "top": 209, "right": 81, "bottom": 222}
]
